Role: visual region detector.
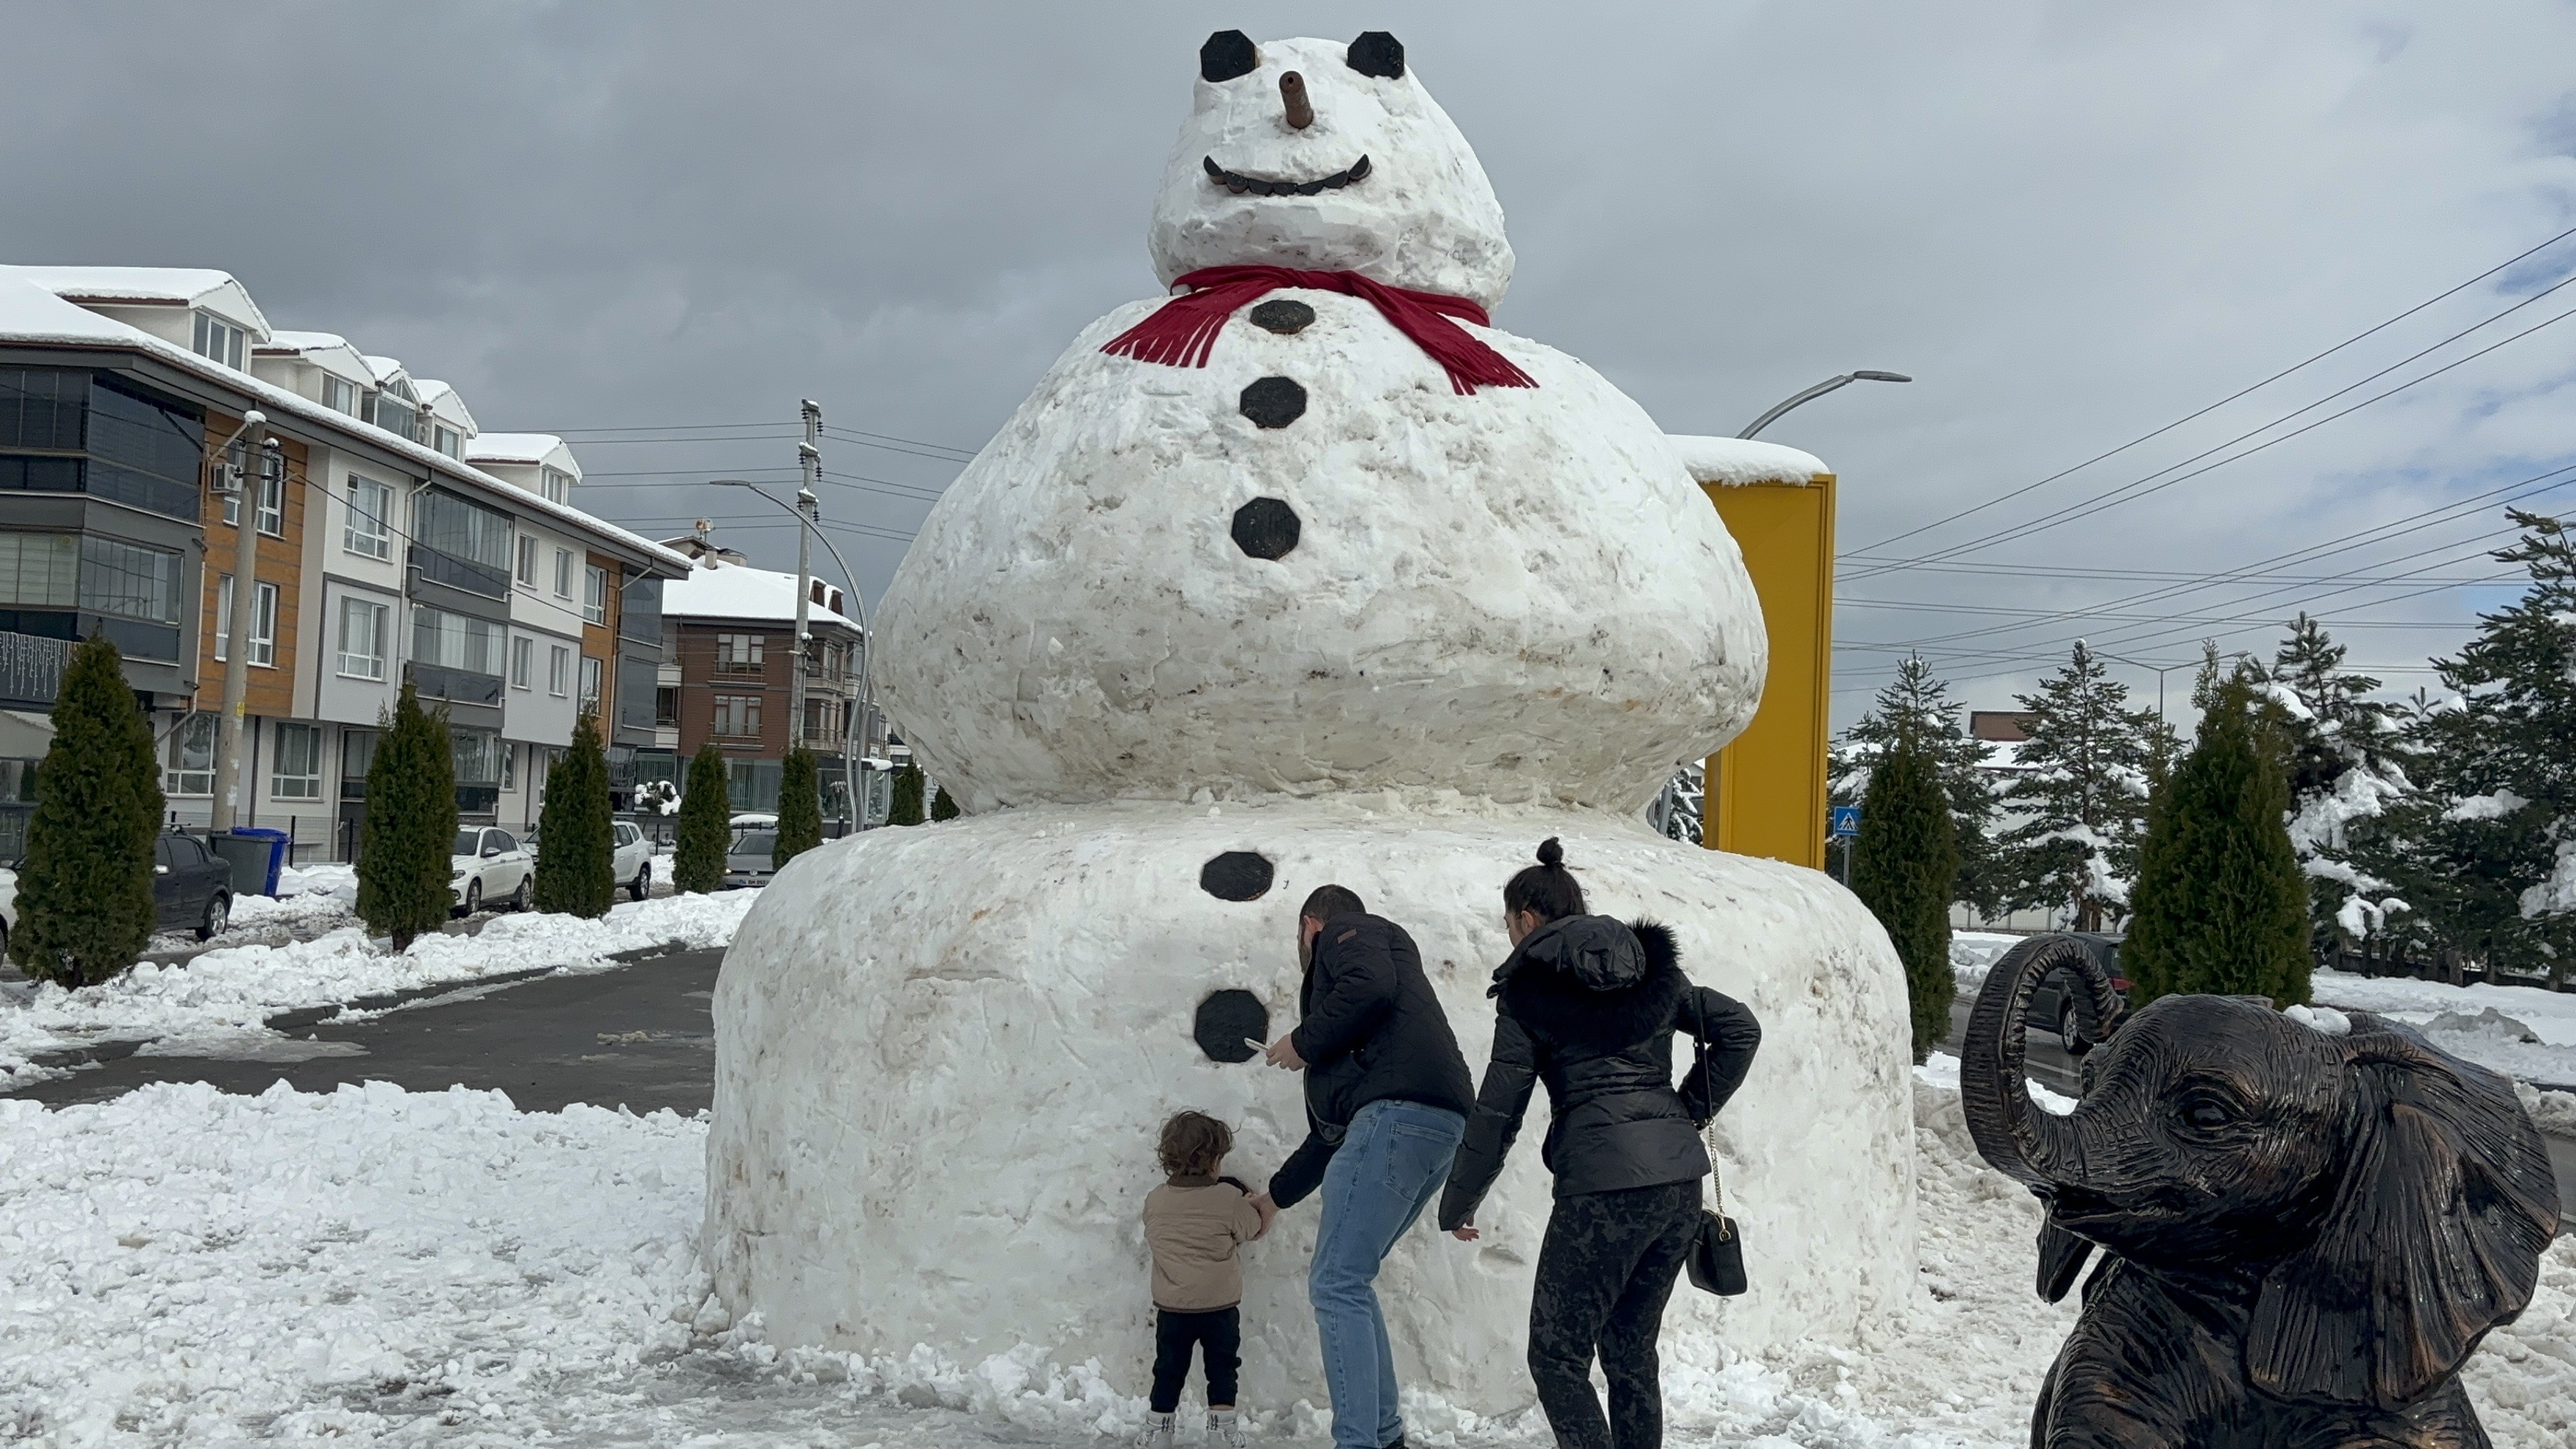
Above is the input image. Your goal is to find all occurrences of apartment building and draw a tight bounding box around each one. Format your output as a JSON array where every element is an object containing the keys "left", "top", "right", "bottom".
[
  {"left": 654, "top": 537, "right": 866, "bottom": 819},
  {"left": 0, "top": 263, "right": 692, "bottom": 861}
]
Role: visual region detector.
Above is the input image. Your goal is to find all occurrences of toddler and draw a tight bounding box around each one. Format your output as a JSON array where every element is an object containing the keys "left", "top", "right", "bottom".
[{"left": 1141, "top": 1110, "right": 1268, "bottom": 1448}]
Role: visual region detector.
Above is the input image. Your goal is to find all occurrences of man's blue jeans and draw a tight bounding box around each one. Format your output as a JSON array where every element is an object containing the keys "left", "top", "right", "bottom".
[{"left": 1308, "top": 1099, "right": 1467, "bottom": 1449}]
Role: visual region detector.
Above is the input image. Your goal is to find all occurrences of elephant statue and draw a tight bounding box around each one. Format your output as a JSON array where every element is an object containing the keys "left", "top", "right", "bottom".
[{"left": 1961, "top": 935, "right": 2561, "bottom": 1449}]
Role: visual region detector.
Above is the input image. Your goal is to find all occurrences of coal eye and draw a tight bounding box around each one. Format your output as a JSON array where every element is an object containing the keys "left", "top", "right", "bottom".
[
  {"left": 1346, "top": 31, "right": 1404, "bottom": 80},
  {"left": 1201, "top": 30, "right": 1258, "bottom": 83}
]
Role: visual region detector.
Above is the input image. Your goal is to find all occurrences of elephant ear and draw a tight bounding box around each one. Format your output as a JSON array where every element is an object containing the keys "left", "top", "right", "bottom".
[{"left": 2247, "top": 1022, "right": 2561, "bottom": 1408}]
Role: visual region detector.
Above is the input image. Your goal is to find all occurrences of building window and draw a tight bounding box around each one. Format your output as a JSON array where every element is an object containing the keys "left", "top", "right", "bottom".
[
  {"left": 433, "top": 424, "right": 464, "bottom": 460},
  {"left": 510, "top": 634, "right": 533, "bottom": 690},
  {"left": 539, "top": 468, "right": 571, "bottom": 505},
  {"left": 583, "top": 565, "right": 608, "bottom": 626},
  {"left": 273, "top": 722, "right": 323, "bottom": 801},
  {"left": 165, "top": 711, "right": 217, "bottom": 795},
  {"left": 715, "top": 633, "right": 763, "bottom": 675},
  {"left": 321, "top": 375, "right": 359, "bottom": 416},
  {"left": 412, "top": 604, "right": 503, "bottom": 676},
  {"left": 726, "top": 757, "right": 783, "bottom": 813},
  {"left": 452, "top": 728, "right": 501, "bottom": 787},
  {"left": 0, "top": 532, "right": 77, "bottom": 609},
  {"left": 713, "top": 694, "right": 762, "bottom": 738},
  {"left": 337, "top": 596, "right": 387, "bottom": 679},
  {"left": 219, "top": 452, "right": 284, "bottom": 536},
  {"left": 655, "top": 686, "right": 679, "bottom": 727},
  {"left": 500, "top": 741, "right": 517, "bottom": 793},
  {"left": 580, "top": 655, "right": 603, "bottom": 714},
  {"left": 371, "top": 394, "right": 417, "bottom": 443},
  {"left": 514, "top": 534, "right": 538, "bottom": 586},
  {"left": 341, "top": 727, "right": 375, "bottom": 799},
  {"left": 553, "top": 548, "right": 572, "bottom": 598},
  {"left": 191, "top": 313, "right": 245, "bottom": 370},
  {"left": 549, "top": 644, "right": 570, "bottom": 697},
  {"left": 344, "top": 474, "right": 392, "bottom": 559},
  {"left": 214, "top": 576, "right": 279, "bottom": 666},
  {"left": 77, "top": 536, "right": 182, "bottom": 622}
]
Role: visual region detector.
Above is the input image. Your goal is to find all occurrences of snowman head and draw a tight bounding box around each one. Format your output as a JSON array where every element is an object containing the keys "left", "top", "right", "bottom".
[{"left": 1147, "top": 31, "right": 1516, "bottom": 312}]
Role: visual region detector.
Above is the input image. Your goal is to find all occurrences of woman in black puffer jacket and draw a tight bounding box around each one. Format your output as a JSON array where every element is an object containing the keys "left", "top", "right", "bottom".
[{"left": 1438, "top": 839, "right": 1761, "bottom": 1449}]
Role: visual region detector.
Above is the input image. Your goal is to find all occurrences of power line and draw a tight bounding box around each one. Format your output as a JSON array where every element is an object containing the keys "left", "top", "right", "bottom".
[{"left": 1846, "top": 220, "right": 2576, "bottom": 557}]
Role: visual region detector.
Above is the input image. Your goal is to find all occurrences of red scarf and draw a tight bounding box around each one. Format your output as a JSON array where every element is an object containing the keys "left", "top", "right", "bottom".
[{"left": 1101, "top": 265, "right": 1536, "bottom": 394}]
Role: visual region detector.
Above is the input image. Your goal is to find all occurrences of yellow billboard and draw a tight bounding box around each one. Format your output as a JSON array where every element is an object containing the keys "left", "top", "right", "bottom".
[{"left": 1702, "top": 472, "right": 1836, "bottom": 871}]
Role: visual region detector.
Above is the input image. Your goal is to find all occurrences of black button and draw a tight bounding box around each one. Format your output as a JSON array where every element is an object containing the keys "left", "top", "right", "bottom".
[
  {"left": 1195, "top": 989, "right": 1270, "bottom": 1063},
  {"left": 1239, "top": 376, "right": 1307, "bottom": 429},
  {"left": 1249, "top": 300, "right": 1316, "bottom": 334},
  {"left": 1231, "top": 498, "right": 1300, "bottom": 560},
  {"left": 1199, "top": 850, "right": 1274, "bottom": 901}
]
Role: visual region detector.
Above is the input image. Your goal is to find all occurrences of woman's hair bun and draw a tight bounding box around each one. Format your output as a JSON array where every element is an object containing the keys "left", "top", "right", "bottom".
[{"left": 1535, "top": 837, "right": 1565, "bottom": 868}]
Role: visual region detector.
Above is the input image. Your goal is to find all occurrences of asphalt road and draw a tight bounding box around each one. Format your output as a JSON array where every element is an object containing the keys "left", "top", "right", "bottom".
[{"left": 12, "top": 948, "right": 725, "bottom": 1113}]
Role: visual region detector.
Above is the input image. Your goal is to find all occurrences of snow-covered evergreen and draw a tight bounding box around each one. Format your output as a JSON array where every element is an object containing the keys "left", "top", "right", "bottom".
[
  {"left": 2255, "top": 614, "right": 2414, "bottom": 951},
  {"left": 1829, "top": 655, "right": 2004, "bottom": 913},
  {"left": 1998, "top": 643, "right": 2164, "bottom": 931}
]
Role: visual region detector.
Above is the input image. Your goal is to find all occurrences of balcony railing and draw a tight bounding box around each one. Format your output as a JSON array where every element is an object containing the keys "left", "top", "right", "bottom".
[
  {"left": 406, "top": 661, "right": 504, "bottom": 709},
  {"left": 0, "top": 630, "right": 70, "bottom": 708},
  {"left": 407, "top": 544, "right": 510, "bottom": 600}
]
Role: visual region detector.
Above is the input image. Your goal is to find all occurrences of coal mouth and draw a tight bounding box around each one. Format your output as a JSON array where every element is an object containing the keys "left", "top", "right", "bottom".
[{"left": 1202, "top": 154, "right": 1371, "bottom": 197}]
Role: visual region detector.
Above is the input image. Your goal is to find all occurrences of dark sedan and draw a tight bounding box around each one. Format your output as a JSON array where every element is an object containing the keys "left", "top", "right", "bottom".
[
  {"left": 154, "top": 831, "right": 236, "bottom": 940},
  {"left": 2027, "top": 932, "right": 2129, "bottom": 1049}
]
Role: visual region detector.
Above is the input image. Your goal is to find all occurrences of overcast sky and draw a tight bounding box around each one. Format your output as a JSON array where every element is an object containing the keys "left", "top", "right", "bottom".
[{"left": 7, "top": 1, "right": 2573, "bottom": 728}]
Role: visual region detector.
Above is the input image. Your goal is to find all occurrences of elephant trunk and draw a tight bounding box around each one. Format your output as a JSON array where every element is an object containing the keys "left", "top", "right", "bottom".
[{"left": 1961, "top": 935, "right": 2101, "bottom": 1191}]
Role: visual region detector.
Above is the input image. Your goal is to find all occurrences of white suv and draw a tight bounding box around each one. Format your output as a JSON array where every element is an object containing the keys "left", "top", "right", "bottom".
[{"left": 613, "top": 821, "right": 654, "bottom": 901}]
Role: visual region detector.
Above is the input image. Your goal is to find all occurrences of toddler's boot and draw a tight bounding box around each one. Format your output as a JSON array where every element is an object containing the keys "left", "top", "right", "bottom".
[
  {"left": 1208, "top": 1409, "right": 1246, "bottom": 1448},
  {"left": 1136, "top": 1412, "right": 1177, "bottom": 1449}
]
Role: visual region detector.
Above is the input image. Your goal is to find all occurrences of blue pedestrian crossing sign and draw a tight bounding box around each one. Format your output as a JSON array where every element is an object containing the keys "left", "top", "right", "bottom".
[{"left": 1827, "top": 806, "right": 1862, "bottom": 838}]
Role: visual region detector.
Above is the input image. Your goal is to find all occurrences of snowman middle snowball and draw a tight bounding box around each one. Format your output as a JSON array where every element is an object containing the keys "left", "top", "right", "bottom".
[{"left": 873, "top": 35, "right": 1767, "bottom": 815}]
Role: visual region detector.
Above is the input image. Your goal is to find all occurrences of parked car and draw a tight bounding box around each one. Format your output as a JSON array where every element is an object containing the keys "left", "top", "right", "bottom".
[
  {"left": 724, "top": 828, "right": 779, "bottom": 891},
  {"left": 157, "top": 831, "right": 236, "bottom": 940},
  {"left": 0, "top": 838, "right": 233, "bottom": 948},
  {"left": 451, "top": 826, "right": 533, "bottom": 914},
  {"left": 526, "top": 820, "right": 656, "bottom": 902},
  {"left": 2028, "top": 932, "right": 2130, "bottom": 1049}
]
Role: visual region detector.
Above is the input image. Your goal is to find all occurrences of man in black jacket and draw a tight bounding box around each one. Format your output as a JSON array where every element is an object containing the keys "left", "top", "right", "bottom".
[{"left": 1251, "top": 884, "right": 1472, "bottom": 1449}]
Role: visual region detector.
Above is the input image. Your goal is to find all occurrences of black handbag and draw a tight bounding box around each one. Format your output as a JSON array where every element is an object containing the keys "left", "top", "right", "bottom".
[{"left": 1684, "top": 997, "right": 1748, "bottom": 1296}]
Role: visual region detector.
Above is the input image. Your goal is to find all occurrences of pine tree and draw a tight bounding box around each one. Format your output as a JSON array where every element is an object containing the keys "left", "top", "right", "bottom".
[
  {"left": 1849, "top": 724, "right": 1959, "bottom": 1062},
  {"left": 2255, "top": 615, "right": 2412, "bottom": 958},
  {"left": 358, "top": 680, "right": 457, "bottom": 951},
  {"left": 929, "top": 779, "right": 962, "bottom": 821},
  {"left": 774, "top": 747, "right": 823, "bottom": 869},
  {"left": 10, "top": 634, "right": 162, "bottom": 987},
  {"left": 674, "top": 743, "right": 730, "bottom": 894},
  {"left": 1828, "top": 655, "right": 2004, "bottom": 914},
  {"left": 2124, "top": 665, "right": 2311, "bottom": 1007},
  {"left": 2368, "top": 511, "right": 2576, "bottom": 982},
  {"left": 1999, "top": 642, "right": 2163, "bottom": 930},
  {"left": 888, "top": 759, "right": 925, "bottom": 826},
  {"left": 533, "top": 711, "right": 615, "bottom": 917}
]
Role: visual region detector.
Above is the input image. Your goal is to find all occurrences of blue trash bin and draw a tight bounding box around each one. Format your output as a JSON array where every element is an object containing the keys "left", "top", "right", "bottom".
[{"left": 223, "top": 827, "right": 292, "bottom": 897}]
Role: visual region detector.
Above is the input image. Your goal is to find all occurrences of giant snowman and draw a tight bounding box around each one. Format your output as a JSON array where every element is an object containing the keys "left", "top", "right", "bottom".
[{"left": 706, "top": 31, "right": 1914, "bottom": 1417}]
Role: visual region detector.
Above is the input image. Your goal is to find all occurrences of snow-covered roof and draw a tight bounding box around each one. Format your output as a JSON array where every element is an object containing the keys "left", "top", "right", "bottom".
[
  {"left": 360, "top": 354, "right": 413, "bottom": 394},
  {"left": 465, "top": 433, "right": 579, "bottom": 476},
  {"left": 660, "top": 557, "right": 861, "bottom": 633},
  {"left": 1666, "top": 435, "right": 1832, "bottom": 487},
  {"left": 11, "top": 265, "right": 271, "bottom": 338},
  {"left": 255, "top": 330, "right": 375, "bottom": 386},
  {"left": 0, "top": 266, "right": 689, "bottom": 577},
  {"left": 413, "top": 379, "right": 476, "bottom": 434}
]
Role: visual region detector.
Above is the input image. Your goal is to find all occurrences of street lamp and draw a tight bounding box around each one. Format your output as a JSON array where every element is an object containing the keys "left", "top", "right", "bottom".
[
  {"left": 2091, "top": 648, "right": 2252, "bottom": 730},
  {"left": 1737, "top": 371, "right": 1912, "bottom": 441},
  {"left": 708, "top": 478, "right": 879, "bottom": 831}
]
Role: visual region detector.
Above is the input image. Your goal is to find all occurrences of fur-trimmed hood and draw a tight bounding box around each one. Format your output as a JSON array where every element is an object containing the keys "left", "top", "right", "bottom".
[{"left": 1494, "top": 915, "right": 1684, "bottom": 1056}]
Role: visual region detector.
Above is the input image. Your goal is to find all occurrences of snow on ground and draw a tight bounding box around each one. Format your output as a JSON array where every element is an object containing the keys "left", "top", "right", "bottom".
[
  {"left": 0, "top": 891, "right": 757, "bottom": 1085},
  {"left": 1950, "top": 931, "right": 2023, "bottom": 995},
  {"left": 2311, "top": 969, "right": 2576, "bottom": 1088},
  {"left": 4, "top": 1069, "right": 2566, "bottom": 1447}
]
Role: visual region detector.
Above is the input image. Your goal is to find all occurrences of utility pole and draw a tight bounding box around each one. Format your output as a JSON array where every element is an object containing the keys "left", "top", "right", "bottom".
[
  {"left": 792, "top": 400, "right": 820, "bottom": 778},
  {"left": 211, "top": 417, "right": 273, "bottom": 832}
]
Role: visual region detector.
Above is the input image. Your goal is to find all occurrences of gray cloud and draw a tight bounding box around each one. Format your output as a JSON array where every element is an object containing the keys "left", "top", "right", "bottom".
[{"left": 7, "top": 1, "right": 2573, "bottom": 725}]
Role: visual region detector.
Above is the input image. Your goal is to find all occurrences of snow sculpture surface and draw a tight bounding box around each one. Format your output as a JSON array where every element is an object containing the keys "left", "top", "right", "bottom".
[{"left": 707, "top": 31, "right": 1914, "bottom": 1417}]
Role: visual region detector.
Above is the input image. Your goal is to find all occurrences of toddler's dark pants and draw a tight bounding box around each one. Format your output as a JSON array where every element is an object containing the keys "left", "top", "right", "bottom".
[{"left": 1150, "top": 1305, "right": 1241, "bottom": 1413}]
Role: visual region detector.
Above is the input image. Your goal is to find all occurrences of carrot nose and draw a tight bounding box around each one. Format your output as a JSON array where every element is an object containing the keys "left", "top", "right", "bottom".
[{"left": 1281, "top": 71, "right": 1314, "bottom": 130}]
